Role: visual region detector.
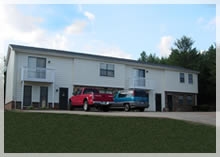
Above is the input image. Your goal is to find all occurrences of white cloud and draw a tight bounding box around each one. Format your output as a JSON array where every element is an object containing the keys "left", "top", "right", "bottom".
[
  {"left": 65, "top": 20, "right": 87, "bottom": 35},
  {"left": 196, "top": 16, "right": 217, "bottom": 31},
  {"left": 196, "top": 17, "right": 204, "bottom": 24},
  {"left": 77, "top": 5, "right": 95, "bottom": 21},
  {"left": 84, "top": 11, "right": 95, "bottom": 21},
  {"left": 0, "top": 5, "right": 131, "bottom": 60},
  {"left": 206, "top": 17, "right": 216, "bottom": 30},
  {"left": 83, "top": 40, "right": 132, "bottom": 59},
  {"left": 158, "top": 36, "right": 173, "bottom": 57}
]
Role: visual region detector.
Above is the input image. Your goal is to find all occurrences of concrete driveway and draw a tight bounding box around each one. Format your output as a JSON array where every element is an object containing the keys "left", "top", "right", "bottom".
[{"left": 23, "top": 110, "right": 216, "bottom": 126}]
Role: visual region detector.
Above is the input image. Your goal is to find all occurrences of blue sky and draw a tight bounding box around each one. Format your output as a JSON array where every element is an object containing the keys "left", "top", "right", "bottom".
[{"left": 0, "top": 4, "right": 217, "bottom": 59}]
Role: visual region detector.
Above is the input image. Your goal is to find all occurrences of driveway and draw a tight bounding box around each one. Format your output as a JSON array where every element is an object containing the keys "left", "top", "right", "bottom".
[{"left": 22, "top": 110, "right": 216, "bottom": 126}]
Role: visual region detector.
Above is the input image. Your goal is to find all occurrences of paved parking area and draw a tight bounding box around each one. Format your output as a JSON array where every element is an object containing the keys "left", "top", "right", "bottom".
[{"left": 23, "top": 110, "right": 216, "bottom": 126}]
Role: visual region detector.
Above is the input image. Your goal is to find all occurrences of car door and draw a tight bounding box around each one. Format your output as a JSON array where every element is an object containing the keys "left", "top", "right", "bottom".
[{"left": 71, "top": 89, "right": 82, "bottom": 106}]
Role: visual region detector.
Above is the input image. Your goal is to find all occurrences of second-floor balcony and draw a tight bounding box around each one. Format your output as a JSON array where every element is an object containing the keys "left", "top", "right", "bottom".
[
  {"left": 128, "top": 77, "right": 155, "bottom": 90},
  {"left": 21, "top": 67, "right": 55, "bottom": 83}
]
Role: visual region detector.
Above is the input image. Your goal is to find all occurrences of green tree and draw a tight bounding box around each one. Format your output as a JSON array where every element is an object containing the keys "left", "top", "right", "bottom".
[
  {"left": 167, "top": 36, "right": 200, "bottom": 70},
  {"left": 198, "top": 44, "right": 216, "bottom": 106},
  {"left": 138, "top": 51, "right": 161, "bottom": 64}
]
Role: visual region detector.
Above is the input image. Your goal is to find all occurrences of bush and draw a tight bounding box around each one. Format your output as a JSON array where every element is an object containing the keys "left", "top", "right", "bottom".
[{"left": 197, "top": 105, "right": 210, "bottom": 111}]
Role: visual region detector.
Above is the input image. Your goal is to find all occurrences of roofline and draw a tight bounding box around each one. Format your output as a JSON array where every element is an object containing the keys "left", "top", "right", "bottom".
[{"left": 9, "top": 44, "right": 199, "bottom": 74}]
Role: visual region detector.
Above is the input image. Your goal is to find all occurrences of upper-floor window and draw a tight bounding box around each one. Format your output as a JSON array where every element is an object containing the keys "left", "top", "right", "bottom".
[
  {"left": 134, "top": 69, "right": 145, "bottom": 86},
  {"left": 188, "top": 74, "right": 193, "bottom": 84},
  {"left": 179, "top": 73, "right": 185, "bottom": 83},
  {"left": 100, "top": 63, "right": 115, "bottom": 77},
  {"left": 28, "top": 56, "right": 46, "bottom": 79},
  {"left": 135, "top": 69, "right": 145, "bottom": 78}
]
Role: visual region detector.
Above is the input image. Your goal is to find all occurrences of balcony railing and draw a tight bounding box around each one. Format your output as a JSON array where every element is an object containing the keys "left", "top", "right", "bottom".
[
  {"left": 128, "top": 77, "right": 155, "bottom": 90},
  {"left": 21, "top": 67, "right": 55, "bottom": 83}
]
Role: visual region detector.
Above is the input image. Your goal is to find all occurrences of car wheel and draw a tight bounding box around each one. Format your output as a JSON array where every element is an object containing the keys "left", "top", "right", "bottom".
[
  {"left": 139, "top": 108, "right": 145, "bottom": 112},
  {"left": 83, "top": 100, "right": 89, "bottom": 111},
  {"left": 103, "top": 106, "right": 110, "bottom": 112},
  {"left": 69, "top": 100, "right": 74, "bottom": 110},
  {"left": 124, "top": 104, "right": 130, "bottom": 112}
]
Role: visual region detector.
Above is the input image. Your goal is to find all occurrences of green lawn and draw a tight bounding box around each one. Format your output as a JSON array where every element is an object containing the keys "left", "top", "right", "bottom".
[{"left": 4, "top": 111, "right": 216, "bottom": 153}]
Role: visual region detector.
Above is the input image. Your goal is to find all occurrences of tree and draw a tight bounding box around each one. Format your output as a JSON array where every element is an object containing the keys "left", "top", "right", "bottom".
[
  {"left": 137, "top": 36, "right": 216, "bottom": 108},
  {"left": 167, "top": 36, "right": 200, "bottom": 70},
  {"left": 138, "top": 51, "right": 161, "bottom": 64},
  {"left": 138, "top": 51, "right": 148, "bottom": 62},
  {"left": 197, "top": 44, "right": 216, "bottom": 106},
  {"left": 174, "top": 35, "right": 195, "bottom": 53}
]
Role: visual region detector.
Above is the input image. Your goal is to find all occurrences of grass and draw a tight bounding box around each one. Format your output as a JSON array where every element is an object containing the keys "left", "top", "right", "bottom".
[{"left": 4, "top": 111, "right": 216, "bottom": 153}]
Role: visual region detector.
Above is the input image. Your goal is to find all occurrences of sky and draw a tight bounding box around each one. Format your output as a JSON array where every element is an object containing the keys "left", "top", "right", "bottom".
[{"left": 0, "top": 3, "right": 218, "bottom": 60}]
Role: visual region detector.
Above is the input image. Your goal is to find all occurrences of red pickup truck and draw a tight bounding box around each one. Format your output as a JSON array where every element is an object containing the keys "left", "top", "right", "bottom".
[{"left": 69, "top": 88, "right": 114, "bottom": 111}]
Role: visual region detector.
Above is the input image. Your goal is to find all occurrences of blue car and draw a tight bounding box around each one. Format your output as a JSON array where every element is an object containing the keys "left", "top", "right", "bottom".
[{"left": 112, "top": 89, "right": 149, "bottom": 112}]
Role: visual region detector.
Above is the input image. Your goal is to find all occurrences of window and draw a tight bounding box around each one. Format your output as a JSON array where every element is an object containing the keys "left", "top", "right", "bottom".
[
  {"left": 135, "top": 69, "right": 145, "bottom": 78},
  {"left": 187, "top": 95, "right": 193, "bottom": 105},
  {"left": 134, "top": 69, "right": 146, "bottom": 86},
  {"left": 100, "top": 63, "right": 115, "bottom": 77},
  {"left": 179, "top": 73, "right": 185, "bottom": 83},
  {"left": 178, "top": 96, "right": 184, "bottom": 105},
  {"left": 28, "top": 57, "right": 46, "bottom": 79},
  {"left": 188, "top": 74, "right": 193, "bottom": 84}
]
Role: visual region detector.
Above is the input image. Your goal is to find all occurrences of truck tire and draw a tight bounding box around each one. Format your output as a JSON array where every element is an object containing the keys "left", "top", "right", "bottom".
[
  {"left": 83, "top": 100, "right": 89, "bottom": 111},
  {"left": 124, "top": 104, "right": 130, "bottom": 112},
  {"left": 69, "top": 100, "right": 74, "bottom": 110},
  {"left": 103, "top": 106, "right": 110, "bottom": 112},
  {"left": 139, "top": 108, "right": 145, "bottom": 112}
]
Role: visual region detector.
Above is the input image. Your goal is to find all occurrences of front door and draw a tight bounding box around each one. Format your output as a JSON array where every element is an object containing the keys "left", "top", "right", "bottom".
[
  {"left": 167, "top": 95, "right": 173, "bottom": 111},
  {"left": 155, "top": 94, "right": 161, "bottom": 112},
  {"left": 59, "top": 88, "right": 68, "bottom": 110},
  {"left": 23, "top": 85, "right": 32, "bottom": 106},
  {"left": 40, "top": 87, "right": 48, "bottom": 108}
]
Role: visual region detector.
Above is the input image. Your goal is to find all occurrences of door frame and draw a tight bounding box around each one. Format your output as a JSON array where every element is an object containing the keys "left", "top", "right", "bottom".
[
  {"left": 40, "top": 86, "right": 48, "bottom": 108},
  {"left": 23, "top": 85, "right": 32, "bottom": 106},
  {"left": 59, "top": 88, "right": 69, "bottom": 110},
  {"left": 167, "top": 95, "right": 173, "bottom": 111},
  {"left": 155, "top": 93, "right": 162, "bottom": 112}
]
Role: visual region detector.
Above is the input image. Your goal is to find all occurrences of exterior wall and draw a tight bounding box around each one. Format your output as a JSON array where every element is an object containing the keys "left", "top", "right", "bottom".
[
  {"left": 46, "top": 55, "right": 73, "bottom": 102},
  {"left": 125, "top": 65, "right": 166, "bottom": 111},
  {"left": 165, "top": 91, "right": 196, "bottom": 111},
  {"left": 5, "top": 46, "right": 199, "bottom": 112},
  {"left": 164, "top": 70, "right": 198, "bottom": 93},
  {"left": 5, "top": 49, "right": 15, "bottom": 104},
  {"left": 14, "top": 52, "right": 73, "bottom": 105},
  {"left": 73, "top": 58, "right": 126, "bottom": 88}
]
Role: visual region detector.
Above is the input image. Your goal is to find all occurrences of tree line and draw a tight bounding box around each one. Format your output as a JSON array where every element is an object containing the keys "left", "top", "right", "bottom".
[{"left": 138, "top": 35, "right": 216, "bottom": 108}]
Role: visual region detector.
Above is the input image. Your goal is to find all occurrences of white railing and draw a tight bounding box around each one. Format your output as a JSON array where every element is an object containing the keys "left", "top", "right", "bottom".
[
  {"left": 128, "top": 77, "right": 155, "bottom": 90},
  {"left": 21, "top": 67, "right": 55, "bottom": 83}
]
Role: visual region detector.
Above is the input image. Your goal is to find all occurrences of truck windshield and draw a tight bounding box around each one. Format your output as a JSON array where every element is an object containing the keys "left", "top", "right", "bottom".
[{"left": 83, "top": 89, "right": 99, "bottom": 94}]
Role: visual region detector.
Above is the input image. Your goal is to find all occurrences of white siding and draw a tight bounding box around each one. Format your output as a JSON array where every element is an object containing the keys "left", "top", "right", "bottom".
[
  {"left": 6, "top": 46, "right": 199, "bottom": 112},
  {"left": 73, "top": 58, "right": 126, "bottom": 88},
  {"left": 14, "top": 52, "right": 74, "bottom": 103},
  {"left": 46, "top": 56, "right": 73, "bottom": 102},
  {"left": 5, "top": 49, "right": 15, "bottom": 103},
  {"left": 164, "top": 70, "right": 198, "bottom": 93}
]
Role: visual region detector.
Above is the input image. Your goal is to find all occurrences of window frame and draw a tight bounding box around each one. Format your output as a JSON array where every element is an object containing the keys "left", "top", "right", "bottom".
[
  {"left": 187, "top": 95, "right": 193, "bottom": 105},
  {"left": 178, "top": 95, "right": 184, "bottom": 105},
  {"left": 179, "top": 73, "right": 185, "bottom": 83},
  {"left": 188, "top": 74, "right": 193, "bottom": 84},
  {"left": 100, "top": 63, "right": 115, "bottom": 77}
]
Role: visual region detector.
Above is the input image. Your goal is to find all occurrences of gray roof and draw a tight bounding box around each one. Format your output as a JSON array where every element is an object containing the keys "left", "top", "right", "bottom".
[{"left": 9, "top": 44, "right": 199, "bottom": 74}]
